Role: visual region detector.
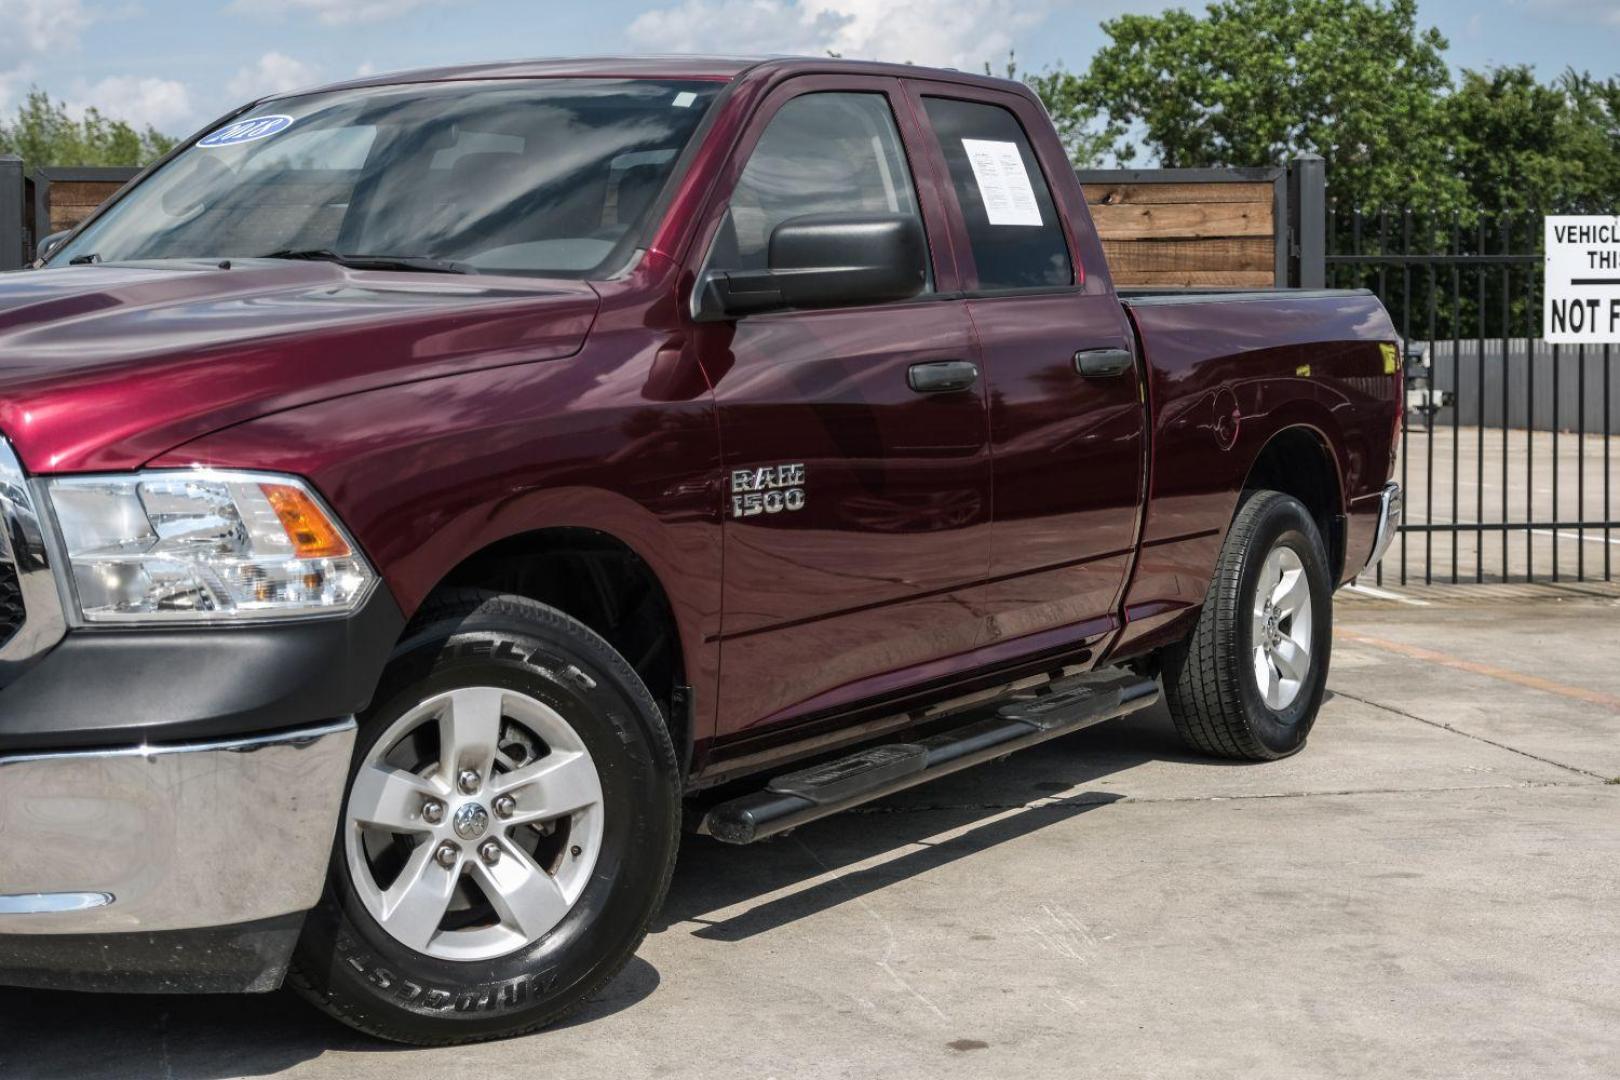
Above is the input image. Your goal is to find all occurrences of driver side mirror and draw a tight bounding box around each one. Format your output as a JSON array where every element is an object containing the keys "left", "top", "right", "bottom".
[
  {"left": 694, "top": 212, "right": 927, "bottom": 321},
  {"left": 35, "top": 230, "right": 71, "bottom": 263}
]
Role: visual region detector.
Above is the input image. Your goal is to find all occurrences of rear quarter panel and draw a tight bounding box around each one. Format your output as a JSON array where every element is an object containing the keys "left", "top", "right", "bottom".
[{"left": 1111, "top": 289, "right": 1399, "bottom": 657}]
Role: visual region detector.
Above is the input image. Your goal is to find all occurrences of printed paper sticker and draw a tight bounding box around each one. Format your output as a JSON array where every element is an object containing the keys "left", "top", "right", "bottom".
[
  {"left": 961, "top": 138, "right": 1042, "bottom": 227},
  {"left": 672, "top": 91, "right": 698, "bottom": 108},
  {"left": 198, "top": 115, "right": 295, "bottom": 148}
]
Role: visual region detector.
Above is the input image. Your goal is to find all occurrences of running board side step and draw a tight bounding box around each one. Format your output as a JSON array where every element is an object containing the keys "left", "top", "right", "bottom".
[{"left": 698, "top": 669, "right": 1159, "bottom": 845}]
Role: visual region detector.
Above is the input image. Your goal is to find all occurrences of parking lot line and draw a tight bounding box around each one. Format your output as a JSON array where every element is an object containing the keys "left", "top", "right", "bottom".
[
  {"left": 1337, "top": 629, "right": 1620, "bottom": 711},
  {"left": 1344, "top": 582, "right": 1430, "bottom": 605},
  {"left": 1530, "top": 528, "right": 1620, "bottom": 547}
]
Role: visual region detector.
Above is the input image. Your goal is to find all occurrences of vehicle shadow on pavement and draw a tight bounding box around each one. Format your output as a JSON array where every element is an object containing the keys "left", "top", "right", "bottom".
[
  {"left": 0, "top": 957, "right": 661, "bottom": 1079},
  {"left": 0, "top": 705, "right": 1225, "bottom": 1077},
  {"left": 663, "top": 790, "right": 1127, "bottom": 943},
  {"left": 653, "top": 703, "right": 1223, "bottom": 942}
]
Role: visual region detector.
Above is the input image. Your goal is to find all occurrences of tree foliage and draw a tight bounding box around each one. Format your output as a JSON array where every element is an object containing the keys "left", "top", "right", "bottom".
[
  {"left": 0, "top": 90, "right": 176, "bottom": 168},
  {"left": 1021, "top": 0, "right": 1620, "bottom": 219},
  {"left": 1046, "top": 0, "right": 1464, "bottom": 214},
  {"left": 1446, "top": 67, "right": 1620, "bottom": 216}
]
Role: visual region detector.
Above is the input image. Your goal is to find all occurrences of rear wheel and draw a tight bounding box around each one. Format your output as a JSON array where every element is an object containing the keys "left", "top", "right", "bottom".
[
  {"left": 291, "top": 591, "right": 680, "bottom": 1045},
  {"left": 1161, "top": 490, "right": 1333, "bottom": 760}
]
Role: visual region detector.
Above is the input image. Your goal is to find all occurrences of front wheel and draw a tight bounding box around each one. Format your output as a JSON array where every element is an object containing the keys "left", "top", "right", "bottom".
[
  {"left": 1161, "top": 489, "right": 1334, "bottom": 760},
  {"left": 290, "top": 591, "right": 680, "bottom": 1045}
]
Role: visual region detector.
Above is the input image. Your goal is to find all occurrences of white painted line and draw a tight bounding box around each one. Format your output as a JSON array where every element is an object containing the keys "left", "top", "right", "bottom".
[
  {"left": 1345, "top": 583, "right": 1431, "bottom": 606},
  {"left": 1530, "top": 528, "right": 1620, "bottom": 547}
]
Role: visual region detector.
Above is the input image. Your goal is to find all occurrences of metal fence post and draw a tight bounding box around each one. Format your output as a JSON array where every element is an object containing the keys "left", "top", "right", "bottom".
[
  {"left": 1288, "top": 153, "right": 1326, "bottom": 288},
  {"left": 0, "top": 156, "right": 25, "bottom": 271}
]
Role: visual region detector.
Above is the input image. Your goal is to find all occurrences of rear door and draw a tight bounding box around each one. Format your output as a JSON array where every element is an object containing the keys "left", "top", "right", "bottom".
[
  {"left": 904, "top": 80, "right": 1147, "bottom": 654},
  {"left": 688, "top": 76, "right": 992, "bottom": 742}
]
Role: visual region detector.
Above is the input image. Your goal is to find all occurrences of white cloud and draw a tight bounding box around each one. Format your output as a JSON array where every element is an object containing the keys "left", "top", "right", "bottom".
[
  {"left": 629, "top": 0, "right": 850, "bottom": 57},
  {"left": 0, "top": 0, "right": 93, "bottom": 114},
  {"left": 66, "top": 75, "right": 193, "bottom": 130},
  {"left": 0, "top": 0, "right": 92, "bottom": 68},
  {"left": 227, "top": 52, "right": 322, "bottom": 101},
  {"left": 627, "top": 0, "right": 1048, "bottom": 70},
  {"left": 0, "top": 69, "right": 24, "bottom": 115},
  {"left": 229, "top": 0, "right": 453, "bottom": 27}
]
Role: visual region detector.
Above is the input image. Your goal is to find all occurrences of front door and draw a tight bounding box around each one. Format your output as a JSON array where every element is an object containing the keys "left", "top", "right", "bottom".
[
  {"left": 907, "top": 82, "right": 1147, "bottom": 654},
  {"left": 689, "top": 77, "right": 992, "bottom": 741}
]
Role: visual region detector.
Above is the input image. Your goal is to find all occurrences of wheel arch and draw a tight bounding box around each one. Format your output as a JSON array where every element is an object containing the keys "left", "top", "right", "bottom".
[
  {"left": 418, "top": 524, "right": 696, "bottom": 772},
  {"left": 1239, "top": 424, "right": 1347, "bottom": 581}
]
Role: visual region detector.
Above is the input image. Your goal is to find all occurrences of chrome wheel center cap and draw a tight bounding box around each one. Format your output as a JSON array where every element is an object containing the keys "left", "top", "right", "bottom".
[{"left": 453, "top": 802, "right": 490, "bottom": 840}]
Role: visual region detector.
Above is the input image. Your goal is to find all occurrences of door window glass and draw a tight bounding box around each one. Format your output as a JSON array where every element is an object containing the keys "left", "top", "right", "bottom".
[
  {"left": 706, "top": 91, "right": 928, "bottom": 288},
  {"left": 922, "top": 96, "right": 1072, "bottom": 290}
]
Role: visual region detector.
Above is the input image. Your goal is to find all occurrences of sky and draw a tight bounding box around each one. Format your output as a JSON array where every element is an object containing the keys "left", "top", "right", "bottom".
[{"left": 1, "top": 0, "right": 1616, "bottom": 144}]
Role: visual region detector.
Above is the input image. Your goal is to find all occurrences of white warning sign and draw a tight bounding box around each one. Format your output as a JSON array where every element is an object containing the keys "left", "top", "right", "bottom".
[
  {"left": 1545, "top": 216, "right": 1620, "bottom": 344},
  {"left": 961, "top": 139, "right": 1043, "bottom": 227}
]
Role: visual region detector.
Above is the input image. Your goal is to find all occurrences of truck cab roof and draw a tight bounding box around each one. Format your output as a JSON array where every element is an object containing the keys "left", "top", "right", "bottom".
[{"left": 274, "top": 54, "right": 1025, "bottom": 102}]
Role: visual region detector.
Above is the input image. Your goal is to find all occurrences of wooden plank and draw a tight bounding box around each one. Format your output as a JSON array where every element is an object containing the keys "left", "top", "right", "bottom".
[
  {"left": 1082, "top": 181, "right": 1273, "bottom": 206},
  {"left": 1089, "top": 199, "right": 1273, "bottom": 240},
  {"left": 48, "top": 181, "right": 125, "bottom": 231},
  {"left": 1102, "top": 237, "right": 1275, "bottom": 273},
  {"left": 1115, "top": 270, "right": 1277, "bottom": 287}
]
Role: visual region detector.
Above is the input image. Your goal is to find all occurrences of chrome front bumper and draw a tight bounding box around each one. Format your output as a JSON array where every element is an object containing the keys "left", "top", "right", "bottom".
[
  {"left": 0, "top": 719, "right": 354, "bottom": 937},
  {"left": 1364, "top": 482, "right": 1404, "bottom": 571}
]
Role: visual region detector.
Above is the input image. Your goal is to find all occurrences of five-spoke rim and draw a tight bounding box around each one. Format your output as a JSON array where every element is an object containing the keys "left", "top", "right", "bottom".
[
  {"left": 344, "top": 686, "right": 605, "bottom": 962},
  {"left": 1251, "top": 544, "right": 1313, "bottom": 710}
]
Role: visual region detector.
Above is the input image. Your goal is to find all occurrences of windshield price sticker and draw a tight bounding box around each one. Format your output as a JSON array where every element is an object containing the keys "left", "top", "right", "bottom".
[
  {"left": 198, "top": 114, "right": 295, "bottom": 148},
  {"left": 962, "top": 139, "right": 1043, "bottom": 227},
  {"left": 1545, "top": 215, "right": 1620, "bottom": 344}
]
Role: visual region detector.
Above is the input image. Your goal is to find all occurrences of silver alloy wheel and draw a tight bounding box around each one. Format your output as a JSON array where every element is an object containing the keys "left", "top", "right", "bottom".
[
  {"left": 1251, "top": 544, "right": 1313, "bottom": 710},
  {"left": 344, "top": 686, "right": 605, "bottom": 962}
]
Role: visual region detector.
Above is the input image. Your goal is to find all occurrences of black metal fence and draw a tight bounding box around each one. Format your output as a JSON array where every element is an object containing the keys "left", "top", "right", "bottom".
[
  {"left": 1329, "top": 208, "right": 1618, "bottom": 586},
  {"left": 0, "top": 156, "right": 141, "bottom": 269},
  {"left": 0, "top": 156, "right": 25, "bottom": 270}
]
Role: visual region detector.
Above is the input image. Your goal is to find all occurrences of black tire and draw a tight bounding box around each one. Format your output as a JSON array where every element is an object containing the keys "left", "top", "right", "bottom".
[
  {"left": 290, "top": 590, "right": 680, "bottom": 1045},
  {"left": 1161, "top": 490, "right": 1333, "bottom": 761}
]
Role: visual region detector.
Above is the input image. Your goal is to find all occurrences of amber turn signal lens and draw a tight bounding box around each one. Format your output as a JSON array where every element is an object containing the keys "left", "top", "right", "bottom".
[{"left": 261, "top": 483, "right": 352, "bottom": 558}]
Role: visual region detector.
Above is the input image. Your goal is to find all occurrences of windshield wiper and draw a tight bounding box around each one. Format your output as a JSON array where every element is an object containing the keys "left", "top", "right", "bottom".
[{"left": 256, "top": 249, "right": 475, "bottom": 275}]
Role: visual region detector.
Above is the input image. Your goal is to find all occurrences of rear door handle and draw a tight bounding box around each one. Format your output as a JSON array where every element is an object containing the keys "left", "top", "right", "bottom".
[
  {"left": 1074, "top": 347, "right": 1135, "bottom": 378},
  {"left": 907, "top": 360, "right": 980, "bottom": 394}
]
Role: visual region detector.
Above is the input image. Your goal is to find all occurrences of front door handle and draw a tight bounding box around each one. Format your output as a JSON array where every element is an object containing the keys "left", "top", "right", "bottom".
[
  {"left": 907, "top": 360, "right": 980, "bottom": 394},
  {"left": 1074, "top": 347, "right": 1135, "bottom": 378}
]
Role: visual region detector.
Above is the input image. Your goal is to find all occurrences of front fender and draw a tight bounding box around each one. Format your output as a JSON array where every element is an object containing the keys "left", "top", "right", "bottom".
[{"left": 154, "top": 352, "right": 724, "bottom": 744}]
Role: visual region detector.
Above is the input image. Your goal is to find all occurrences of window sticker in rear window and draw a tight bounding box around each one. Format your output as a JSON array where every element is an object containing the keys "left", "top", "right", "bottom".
[
  {"left": 960, "top": 138, "right": 1042, "bottom": 227},
  {"left": 198, "top": 115, "right": 295, "bottom": 148}
]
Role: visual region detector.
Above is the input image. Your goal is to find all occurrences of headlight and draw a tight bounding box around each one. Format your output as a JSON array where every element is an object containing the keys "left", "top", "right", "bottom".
[{"left": 46, "top": 470, "right": 376, "bottom": 623}]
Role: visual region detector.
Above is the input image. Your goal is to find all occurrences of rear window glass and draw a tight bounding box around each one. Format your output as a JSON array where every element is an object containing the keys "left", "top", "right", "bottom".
[{"left": 921, "top": 96, "right": 1072, "bottom": 291}]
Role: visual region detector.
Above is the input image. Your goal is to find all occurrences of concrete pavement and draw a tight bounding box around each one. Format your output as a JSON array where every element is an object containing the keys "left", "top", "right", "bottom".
[{"left": 3, "top": 593, "right": 1617, "bottom": 1079}]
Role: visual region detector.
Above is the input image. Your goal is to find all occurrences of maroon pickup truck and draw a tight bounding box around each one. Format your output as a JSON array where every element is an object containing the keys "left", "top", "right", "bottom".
[{"left": 0, "top": 56, "right": 1402, "bottom": 1043}]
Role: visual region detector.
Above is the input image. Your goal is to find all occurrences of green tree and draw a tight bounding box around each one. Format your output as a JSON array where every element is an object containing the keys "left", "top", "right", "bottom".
[
  {"left": 0, "top": 89, "right": 176, "bottom": 167},
  {"left": 1023, "top": 66, "right": 1115, "bottom": 168},
  {"left": 1445, "top": 66, "right": 1620, "bottom": 216},
  {"left": 1049, "top": 0, "right": 1466, "bottom": 216},
  {"left": 983, "top": 51, "right": 1113, "bottom": 167}
]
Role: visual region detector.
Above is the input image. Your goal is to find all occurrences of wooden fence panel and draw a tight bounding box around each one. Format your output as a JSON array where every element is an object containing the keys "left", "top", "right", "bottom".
[
  {"left": 1080, "top": 169, "right": 1287, "bottom": 288},
  {"left": 47, "top": 180, "right": 127, "bottom": 233}
]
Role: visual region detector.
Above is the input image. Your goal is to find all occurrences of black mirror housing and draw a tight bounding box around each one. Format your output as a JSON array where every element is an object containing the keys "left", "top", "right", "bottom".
[
  {"left": 695, "top": 212, "right": 926, "bottom": 321},
  {"left": 35, "top": 230, "right": 72, "bottom": 263}
]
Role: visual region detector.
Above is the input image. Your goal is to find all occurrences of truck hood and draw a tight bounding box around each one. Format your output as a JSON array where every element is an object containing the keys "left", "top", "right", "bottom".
[{"left": 0, "top": 261, "right": 599, "bottom": 472}]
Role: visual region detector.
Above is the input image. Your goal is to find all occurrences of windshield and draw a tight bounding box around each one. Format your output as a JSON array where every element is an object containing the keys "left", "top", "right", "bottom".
[{"left": 51, "top": 78, "right": 721, "bottom": 277}]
